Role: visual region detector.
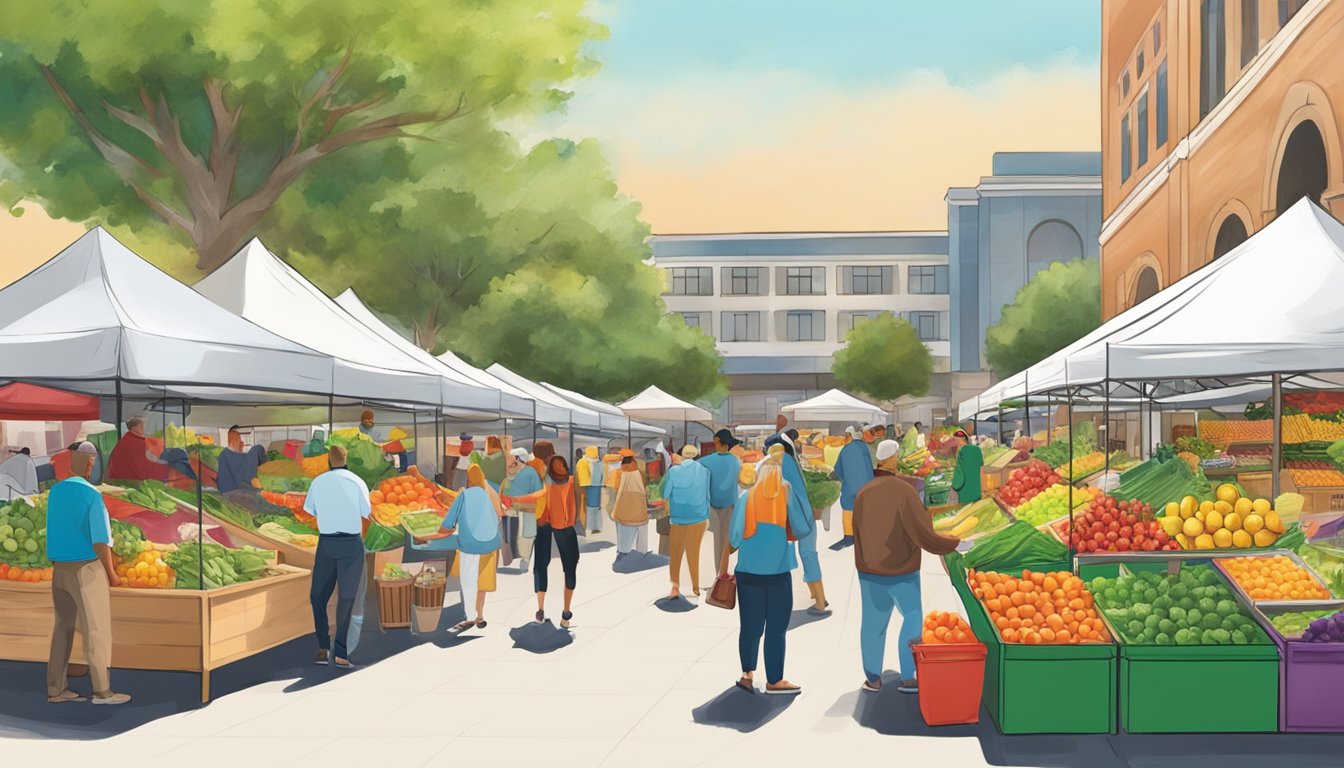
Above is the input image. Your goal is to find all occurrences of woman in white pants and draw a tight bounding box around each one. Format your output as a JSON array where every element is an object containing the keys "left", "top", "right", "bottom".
[
  {"left": 609, "top": 455, "right": 649, "bottom": 559},
  {"left": 417, "top": 464, "right": 502, "bottom": 631}
]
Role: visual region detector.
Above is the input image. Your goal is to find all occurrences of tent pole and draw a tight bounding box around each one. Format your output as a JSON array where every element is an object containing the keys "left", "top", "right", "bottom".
[
  {"left": 532, "top": 400, "right": 538, "bottom": 443},
  {"left": 683, "top": 419, "right": 688, "bottom": 448},
  {"left": 412, "top": 409, "right": 418, "bottom": 474},
  {"left": 115, "top": 378, "right": 123, "bottom": 436},
  {"left": 627, "top": 418, "right": 632, "bottom": 449},
  {"left": 1272, "top": 373, "right": 1283, "bottom": 498},
  {"left": 1103, "top": 349, "right": 1111, "bottom": 477},
  {"left": 1023, "top": 370, "right": 1031, "bottom": 441},
  {"left": 187, "top": 398, "right": 203, "bottom": 594}
]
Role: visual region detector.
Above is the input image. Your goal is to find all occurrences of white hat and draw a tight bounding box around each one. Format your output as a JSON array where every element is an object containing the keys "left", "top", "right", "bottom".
[
  {"left": 844, "top": 426, "right": 860, "bottom": 438},
  {"left": 680, "top": 444, "right": 700, "bottom": 458},
  {"left": 509, "top": 447, "right": 531, "bottom": 460},
  {"left": 875, "top": 439, "right": 901, "bottom": 462},
  {"left": 74, "top": 441, "right": 98, "bottom": 454}
]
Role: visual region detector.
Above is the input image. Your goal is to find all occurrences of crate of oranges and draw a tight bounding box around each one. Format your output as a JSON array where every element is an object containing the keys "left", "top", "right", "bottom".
[
  {"left": 969, "top": 568, "right": 1113, "bottom": 645},
  {"left": 1214, "top": 553, "right": 1332, "bottom": 602},
  {"left": 116, "top": 549, "right": 174, "bottom": 589},
  {"left": 920, "top": 609, "right": 977, "bottom": 644},
  {"left": 0, "top": 563, "right": 52, "bottom": 583}
]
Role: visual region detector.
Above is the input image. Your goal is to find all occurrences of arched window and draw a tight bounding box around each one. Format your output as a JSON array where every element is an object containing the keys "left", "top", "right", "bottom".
[
  {"left": 1134, "top": 267, "right": 1160, "bottom": 305},
  {"left": 1275, "top": 120, "right": 1328, "bottom": 216},
  {"left": 1212, "top": 215, "right": 1248, "bottom": 260},
  {"left": 1026, "top": 220, "right": 1084, "bottom": 280}
]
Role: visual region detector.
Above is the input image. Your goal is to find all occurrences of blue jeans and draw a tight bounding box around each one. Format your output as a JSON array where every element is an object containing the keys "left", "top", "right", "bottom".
[
  {"left": 736, "top": 570, "right": 793, "bottom": 684},
  {"left": 311, "top": 533, "right": 364, "bottom": 660},
  {"left": 797, "top": 525, "right": 821, "bottom": 584},
  {"left": 859, "top": 571, "right": 923, "bottom": 683}
]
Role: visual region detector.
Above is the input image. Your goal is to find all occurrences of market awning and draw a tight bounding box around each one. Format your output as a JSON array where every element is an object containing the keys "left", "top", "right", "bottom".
[
  {"left": 539, "top": 381, "right": 665, "bottom": 438},
  {"left": 485, "top": 363, "right": 602, "bottom": 432},
  {"left": 616, "top": 385, "right": 712, "bottom": 422},
  {"left": 0, "top": 382, "right": 99, "bottom": 421},
  {"left": 781, "top": 388, "right": 886, "bottom": 423}
]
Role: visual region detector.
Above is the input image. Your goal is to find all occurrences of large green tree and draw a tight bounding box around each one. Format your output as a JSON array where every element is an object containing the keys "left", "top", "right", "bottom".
[
  {"left": 832, "top": 314, "right": 933, "bottom": 402},
  {"left": 985, "top": 259, "right": 1101, "bottom": 378},
  {"left": 0, "top": 0, "right": 600, "bottom": 272}
]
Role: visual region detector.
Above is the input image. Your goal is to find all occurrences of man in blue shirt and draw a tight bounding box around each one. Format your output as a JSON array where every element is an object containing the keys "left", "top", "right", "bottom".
[
  {"left": 661, "top": 445, "right": 711, "bottom": 599},
  {"left": 215, "top": 426, "right": 267, "bottom": 494},
  {"left": 699, "top": 429, "right": 743, "bottom": 574},
  {"left": 303, "top": 445, "right": 371, "bottom": 669},
  {"left": 833, "top": 425, "right": 875, "bottom": 550},
  {"left": 45, "top": 442, "right": 130, "bottom": 705}
]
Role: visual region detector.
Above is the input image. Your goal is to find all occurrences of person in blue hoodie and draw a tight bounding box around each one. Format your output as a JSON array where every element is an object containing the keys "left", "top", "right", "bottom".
[
  {"left": 767, "top": 430, "right": 830, "bottom": 616},
  {"left": 699, "top": 429, "right": 743, "bottom": 574},
  {"left": 728, "top": 444, "right": 814, "bottom": 695},
  {"left": 832, "top": 425, "right": 875, "bottom": 549},
  {"left": 660, "top": 444, "right": 711, "bottom": 599}
]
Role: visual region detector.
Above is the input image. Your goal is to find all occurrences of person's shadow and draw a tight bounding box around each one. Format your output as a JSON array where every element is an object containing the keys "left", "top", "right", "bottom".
[
  {"left": 692, "top": 686, "right": 794, "bottom": 732},
  {"left": 788, "top": 609, "right": 831, "bottom": 630},
  {"left": 579, "top": 540, "right": 614, "bottom": 554},
  {"left": 613, "top": 551, "right": 668, "bottom": 574},
  {"left": 654, "top": 595, "right": 698, "bottom": 613},
  {"left": 508, "top": 620, "right": 574, "bottom": 654}
]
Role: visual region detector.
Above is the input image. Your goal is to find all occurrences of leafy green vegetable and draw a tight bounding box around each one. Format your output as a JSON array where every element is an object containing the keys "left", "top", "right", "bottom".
[
  {"left": 167, "top": 542, "right": 274, "bottom": 589},
  {"left": 110, "top": 520, "right": 146, "bottom": 560},
  {"left": 254, "top": 514, "right": 319, "bottom": 535},
  {"left": 963, "top": 521, "right": 1067, "bottom": 572},
  {"left": 1175, "top": 436, "right": 1219, "bottom": 460},
  {"left": 363, "top": 521, "right": 403, "bottom": 553},
  {"left": 124, "top": 480, "right": 182, "bottom": 515},
  {"left": 160, "top": 487, "right": 258, "bottom": 530},
  {"left": 801, "top": 469, "right": 840, "bottom": 511},
  {"left": 328, "top": 433, "right": 395, "bottom": 489},
  {"left": 1113, "top": 457, "right": 1212, "bottom": 509}
]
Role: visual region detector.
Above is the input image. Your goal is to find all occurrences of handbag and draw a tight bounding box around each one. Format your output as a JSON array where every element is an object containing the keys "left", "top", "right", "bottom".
[
  {"left": 705, "top": 542, "right": 736, "bottom": 610},
  {"left": 497, "top": 520, "right": 514, "bottom": 567},
  {"left": 656, "top": 515, "right": 670, "bottom": 536}
]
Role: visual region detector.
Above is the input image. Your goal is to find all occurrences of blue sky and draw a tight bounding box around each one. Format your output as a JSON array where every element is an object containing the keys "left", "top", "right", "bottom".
[{"left": 553, "top": 1, "right": 1103, "bottom": 232}]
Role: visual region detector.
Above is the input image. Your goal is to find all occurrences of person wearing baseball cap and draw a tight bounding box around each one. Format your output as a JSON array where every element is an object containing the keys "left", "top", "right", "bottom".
[
  {"left": 501, "top": 447, "right": 543, "bottom": 571},
  {"left": 661, "top": 444, "right": 711, "bottom": 599},
  {"left": 949, "top": 429, "right": 982, "bottom": 503},
  {"left": 832, "top": 424, "right": 875, "bottom": 549},
  {"left": 853, "top": 439, "right": 960, "bottom": 694},
  {"left": 700, "top": 429, "right": 743, "bottom": 573}
]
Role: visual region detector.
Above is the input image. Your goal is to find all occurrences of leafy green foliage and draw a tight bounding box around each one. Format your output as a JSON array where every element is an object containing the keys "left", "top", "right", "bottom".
[
  {"left": 985, "top": 259, "right": 1101, "bottom": 378},
  {"left": 831, "top": 313, "right": 932, "bottom": 402}
]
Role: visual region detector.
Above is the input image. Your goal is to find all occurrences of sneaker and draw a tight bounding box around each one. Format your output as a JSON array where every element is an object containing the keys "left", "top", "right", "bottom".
[
  {"left": 92, "top": 692, "right": 131, "bottom": 705},
  {"left": 333, "top": 657, "right": 356, "bottom": 670},
  {"left": 896, "top": 679, "right": 918, "bottom": 694},
  {"left": 518, "top": 558, "right": 529, "bottom": 572},
  {"left": 47, "top": 689, "right": 87, "bottom": 703},
  {"left": 314, "top": 649, "right": 330, "bottom": 666},
  {"left": 861, "top": 680, "right": 882, "bottom": 693}
]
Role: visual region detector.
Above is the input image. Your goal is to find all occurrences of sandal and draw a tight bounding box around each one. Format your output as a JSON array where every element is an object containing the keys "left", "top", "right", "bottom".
[
  {"left": 734, "top": 676, "right": 755, "bottom": 694},
  {"left": 475, "top": 619, "right": 488, "bottom": 629},
  {"left": 535, "top": 610, "right": 545, "bottom": 624},
  {"left": 452, "top": 619, "right": 476, "bottom": 632},
  {"left": 765, "top": 682, "right": 802, "bottom": 695},
  {"left": 561, "top": 610, "right": 573, "bottom": 629}
]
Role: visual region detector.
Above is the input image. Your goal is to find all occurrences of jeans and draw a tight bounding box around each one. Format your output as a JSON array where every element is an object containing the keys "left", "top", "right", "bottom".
[
  {"left": 736, "top": 570, "right": 793, "bottom": 685},
  {"left": 534, "top": 525, "right": 579, "bottom": 593},
  {"left": 669, "top": 520, "right": 709, "bottom": 592},
  {"left": 616, "top": 521, "right": 649, "bottom": 554},
  {"left": 797, "top": 524, "right": 821, "bottom": 584},
  {"left": 311, "top": 534, "right": 364, "bottom": 660},
  {"left": 858, "top": 570, "right": 923, "bottom": 683}
]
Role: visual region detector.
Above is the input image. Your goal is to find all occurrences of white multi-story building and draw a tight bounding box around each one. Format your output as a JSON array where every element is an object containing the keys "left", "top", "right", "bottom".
[{"left": 650, "top": 231, "right": 952, "bottom": 426}]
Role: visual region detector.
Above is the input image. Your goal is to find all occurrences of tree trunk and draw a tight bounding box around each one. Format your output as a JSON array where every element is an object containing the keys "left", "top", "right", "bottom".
[
  {"left": 413, "top": 302, "right": 442, "bottom": 353},
  {"left": 192, "top": 209, "right": 267, "bottom": 273}
]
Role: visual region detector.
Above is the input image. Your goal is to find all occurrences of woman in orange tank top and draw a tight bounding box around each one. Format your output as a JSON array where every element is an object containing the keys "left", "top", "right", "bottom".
[{"left": 515, "top": 455, "right": 582, "bottom": 628}]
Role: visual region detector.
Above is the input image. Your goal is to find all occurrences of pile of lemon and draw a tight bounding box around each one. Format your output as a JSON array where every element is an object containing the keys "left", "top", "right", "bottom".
[{"left": 1159, "top": 484, "right": 1284, "bottom": 550}]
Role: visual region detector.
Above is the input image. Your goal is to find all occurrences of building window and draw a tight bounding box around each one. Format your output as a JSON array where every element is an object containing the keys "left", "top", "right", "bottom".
[
  {"left": 1280, "top": 0, "right": 1308, "bottom": 26},
  {"left": 840, "top": 266, "right": 893, "bottom": 295},
  {"left": 1137, "top": 87, "right": 1149, "bottom": 168},
  {"left": 1134, "top": 266, "right": 1161, "bottom": 305},
  {"left": 840, "top": 311, "right": 884, "bottom": 337},
  {"left": 784, "top": 266, "right": 825, "bottom": 295},
  {"left": 909, "top": 311, "right": 941, "bottom": 342},
  {"left": 1136, "top": 50, "right": 1145, "bottom": 78},
  {"left": 1156, "top": 60, "right": 1168, "bottom": 148},
  {"left": 1153, "top": 20, "right": 1162, "bottom": 51},
  {"left": 667, "top": 267, "right": 711, "bottom": 296},
  {"left": 722, "top": 266, "right": 765, "bottom": 296},
  {"left": 1241, "top": 0, "right": 1260, "bottom": 66},
  {"left": 720, "top": 311, "right": 762, "bottom": 342},
  {"left": 785, "top": 311, "right": 825, "bottom": 342},
  {"left": 1120, "top": 112, "right": 1132, "bottom": 182},
  {"left": 907, "top": 265, "right": 949, "bottom": 294},
  {"left": 1200, "top": 0, "right": 1227, "bottom": 119},
  {"left": 1120, "top": 71, "right": 1130, "bottom": 100},
  {"left": 1027, "top": 220, "right": 1084, "bottom": 279},
  {"left": 680, "top": 312, "right": 709, "bottom": 331}
]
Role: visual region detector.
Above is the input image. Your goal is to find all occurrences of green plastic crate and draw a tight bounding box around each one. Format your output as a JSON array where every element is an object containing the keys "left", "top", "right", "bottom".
[{"left": 946, "top": 554, "right": 1117, "bottom": 734}]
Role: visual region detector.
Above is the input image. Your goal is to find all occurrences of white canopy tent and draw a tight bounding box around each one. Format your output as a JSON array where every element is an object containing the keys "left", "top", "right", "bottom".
[
  {"left": 616, "top": 386, "right": 713, "bottom": 422},
  {"left": 333, "top": 289, "right": 533, "bottom": 418},
  {"left": 539, "top": 381, "right": 665, "bottom": 439},
  {"left": 484, "top": 363, "right": 602, "bottom": 433},
  {"left": 959, "top": 199, "right": 1344, "bottom": 420},
  {"left": 781, "top": 388, "right": 887, "bottom": 423},
  {"left": 195, "top": 239, "right": 498, "bottom": 414},
  {"left": 0, "top": 228, "right": 334, "bottom": 401}
]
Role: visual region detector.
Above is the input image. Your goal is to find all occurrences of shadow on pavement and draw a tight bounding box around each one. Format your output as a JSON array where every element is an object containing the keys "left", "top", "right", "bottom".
[
  {"left": 826, "top": 537, "right": 854, "bottom": 552},
  {"left": 579, "top": 540, "right": 614, "bottom": 554},
  {"left": 508, "top": 620, "right": 574, "bottom": 654},
  {"left": 692, "top": 686, "right": 793, "bottom": 733},
  {"left": 613, "top": 551, "right": 668, "bottom": 574},
  {"left": 788, "top": 609, "right": 832, "bottom": 630},
  {"left": 654, "top": 595, "right": 698, "bottom": 613}
]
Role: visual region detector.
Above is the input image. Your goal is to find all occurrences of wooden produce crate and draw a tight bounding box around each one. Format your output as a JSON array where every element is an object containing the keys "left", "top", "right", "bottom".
[{"left": 0, "top": 566, "right": 312, "bottom": 703}]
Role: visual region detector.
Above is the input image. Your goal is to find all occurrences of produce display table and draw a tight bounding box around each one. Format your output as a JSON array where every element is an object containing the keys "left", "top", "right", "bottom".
[
  {"left": 0, "top": 566, "right": 312, "bottom": 703},
  {"left": 1252, "top": 601, "right": 1344, "bottom": 732},
  {"left": 947, "top": 555, "right": 1117, "bottom": 734}
]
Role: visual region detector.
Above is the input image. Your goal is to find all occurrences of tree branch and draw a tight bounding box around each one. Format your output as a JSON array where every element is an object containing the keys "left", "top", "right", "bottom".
[
  {"left": 38, "top": 63, "right": 166, "bottom": 180},
  {"left": 292, "top": 39, "right": 356, "bottom": 155},
  {"left": 129, "top": 182, "right": 192, "bottom": 231},
  {"left": 204, "top": 77, "right": 242, "bottom": 209}
]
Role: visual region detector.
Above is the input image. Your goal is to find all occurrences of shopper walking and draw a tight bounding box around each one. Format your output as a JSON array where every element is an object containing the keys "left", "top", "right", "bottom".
[
  {"left": 417, "top": 464, "right": 502, "bottom": 632},
  {"left": 303, "top": 445, "right": 371, "bottom": 669},
  {"left": 728, "top": 444, "right": 813, "bottom": 695},
  {"left": 45, "top": 442, "right": 129, "bottom": 705},
  {"left": 577, "top": 446, "right": 606, "bottom": 535},
  {"left": 502, "top": 448, "right": 542, "bottom": 572},
  {"left": 515, "top": 456, "right": 581, "bottom": 628},
  {"left": 698, "top": 429, "right": 742, "bottom": 574},
  {"left": 833, "top": 425, "right": 875, "bottom": 548},
  {"left": 662, "top": 444, "right": 711, "bottom": 598},
  {"left": 609, "top": 455, "right": 650, "bottom": 558},
  {"left": 950, "top": 429, "right": 983, "bottom": 503},
  {"left": 768, "top": 430, "right": 830, "bottom": 616},
  {"left": 853, "top": 439, "right": 961, "bottom": 694}
]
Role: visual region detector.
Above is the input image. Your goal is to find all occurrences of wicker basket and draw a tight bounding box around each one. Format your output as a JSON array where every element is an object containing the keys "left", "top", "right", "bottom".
[{"left": 374, "top": 574, "right": 413, "bottom": 630}]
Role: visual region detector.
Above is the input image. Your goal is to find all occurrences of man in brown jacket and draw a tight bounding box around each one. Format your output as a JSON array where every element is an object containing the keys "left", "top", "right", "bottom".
[{"left": 853, "top": 439, "right": 960, "bottom": 694}]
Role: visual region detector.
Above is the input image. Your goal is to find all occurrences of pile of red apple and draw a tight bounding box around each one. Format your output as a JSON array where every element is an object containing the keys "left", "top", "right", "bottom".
[
  {"left": 1065, "top": 496, "right": 1178, "bottom": 553},
  {"left": 997, "top": 460, "right": 1061, "bottom": 507}
]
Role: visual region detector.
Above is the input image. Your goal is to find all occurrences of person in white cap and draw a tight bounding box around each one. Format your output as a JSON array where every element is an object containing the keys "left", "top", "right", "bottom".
[
  {"left": 501, "top": 448, "right": 543, "bottom": 572},
  {"left": 853, "top": 439, "right": 960, "bottom": 694},
  {"left": 660, "top": 444, "right": 711, "bottom": 599},
  {"left": 832, "top": 425, "right": 875, "bottom": 549}
]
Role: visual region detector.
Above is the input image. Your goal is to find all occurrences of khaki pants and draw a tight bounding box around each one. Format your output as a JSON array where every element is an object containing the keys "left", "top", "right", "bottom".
[
  {"left": 669, "top": 520, "right": 709, "bottom": 593},
  {"left": 708, "top": 506, "right": 733, "bottom": 573},
  {"left": 49, "top": 560, "right": 112, "bottom": 697}
]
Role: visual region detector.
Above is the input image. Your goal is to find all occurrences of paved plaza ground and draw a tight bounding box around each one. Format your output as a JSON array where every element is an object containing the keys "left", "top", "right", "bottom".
[{"left": 3, "top": 522, "right": 1343, "bottom": 768}]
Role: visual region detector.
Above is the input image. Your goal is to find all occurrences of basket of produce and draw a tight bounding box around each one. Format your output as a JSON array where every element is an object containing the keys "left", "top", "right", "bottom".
[
  {"left": 994, "top": 460, "right": 1061, "bottom": 511},
  {"left": 412, "top": 563, "right": 447, "bottom": 634},
  {"left": 1213, "top": 552, "right": 1333, "bottom": 603},
  {"left": 400, "top": 510, "right": 445, "bottom": 539},
  {"left": 932, "top": 498, "right": 1012, "bottom": 542},
  {"left": 1011, "top": 484, "right": 1101, "bottom": 529},
  {"left": 1158, "top": 484, "right": 1304, "bottom": 552},
  {"left": 1255, "top": 602, "right": 1344, "bottom": 731},
  {"left": 374, "top": 563, "right": 414, "bottom": 630},
  {"left": 911, "top": 610, "right": 986, "bottom": 726}
]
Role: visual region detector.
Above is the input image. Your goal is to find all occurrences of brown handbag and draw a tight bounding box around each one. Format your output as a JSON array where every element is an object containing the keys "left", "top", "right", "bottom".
[{"left": 705, "top": 542, "right": 736, "bottom": 610}]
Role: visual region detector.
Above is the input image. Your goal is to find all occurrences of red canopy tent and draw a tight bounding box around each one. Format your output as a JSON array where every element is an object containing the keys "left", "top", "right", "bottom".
[{"left": 0, "top": 382, "right": 100, "bottom": 421}]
